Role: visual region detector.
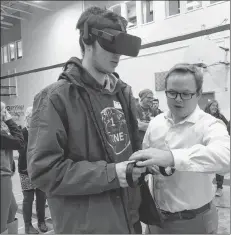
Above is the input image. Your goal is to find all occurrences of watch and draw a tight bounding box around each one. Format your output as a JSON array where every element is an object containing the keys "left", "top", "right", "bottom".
[{"left": 159, "top": 166, "right": 175, "bottom": 176}]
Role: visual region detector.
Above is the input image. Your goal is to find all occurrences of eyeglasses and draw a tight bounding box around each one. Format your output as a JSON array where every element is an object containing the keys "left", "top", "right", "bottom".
[{"left": 165, "top": 91, "right": 196, "bottom": 100}]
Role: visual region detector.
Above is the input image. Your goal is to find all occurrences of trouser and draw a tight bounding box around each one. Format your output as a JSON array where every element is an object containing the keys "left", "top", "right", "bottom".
[
  {"left": 1, "top": 176, "right": 18, "bottom": 233},
  {"left": 145, "top": 203, "right": 218, "bottom": 234},
  {"left": 134, "top": 221, "right": 142, "bottom": 234},
  {"left": 216, "top": 174, "right": 224, "bottom": 189},
  {"left": 22, "top": 188, "right": 46, "bottom": 225},
  {"left": 8, "top": 191, "right": 18, "bottom": 224}
]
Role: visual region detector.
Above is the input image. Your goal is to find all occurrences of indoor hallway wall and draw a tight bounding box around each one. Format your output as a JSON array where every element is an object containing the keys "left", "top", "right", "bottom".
[
  {"left": 1, "top": 1, "right": 230, "bottom": 124},
  {"left": 1, "top": 1, "right": 84, "bottom": 126}
]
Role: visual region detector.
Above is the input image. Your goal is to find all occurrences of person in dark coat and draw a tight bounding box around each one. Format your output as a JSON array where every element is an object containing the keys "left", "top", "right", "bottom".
[
  {"left": 27, "top": 6, "right": 146, "bottom": 234},
  {"left": 152, "top": 98, "right": 163, "bottom": 116},
  {"left": 204, "top": 100, "right": 228, "bottom": 197},
  {"left": 136, "top": 89, "right": 155, "bottom": 145},
  {"left": 1, "top": 101, "right": 25, "bottom": 234},
  {"left": 18, "top": 107, "right": 48, "bottom": 234}
]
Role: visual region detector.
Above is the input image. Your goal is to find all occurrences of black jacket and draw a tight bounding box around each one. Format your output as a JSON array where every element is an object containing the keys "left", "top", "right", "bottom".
[
  {"left": 0, "top": 119, "right": 24, "bottom": 176},
  {"left": 18, "top": 127, "right": 28, "bottom": 174},
  {"left": 0, "top": 119, "right": 25, "bottom": 150},
  {"left": 27, "top": 57, "right": 141, "bottom": 234}
]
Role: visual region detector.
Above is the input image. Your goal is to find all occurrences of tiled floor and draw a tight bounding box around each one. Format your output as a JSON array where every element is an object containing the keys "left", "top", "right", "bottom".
[
  {"left": 12, "top": 160, "right": 230, "bottom": 234},
  {"left": 214, "top": 184, "right": 230, "bottom": 234}
]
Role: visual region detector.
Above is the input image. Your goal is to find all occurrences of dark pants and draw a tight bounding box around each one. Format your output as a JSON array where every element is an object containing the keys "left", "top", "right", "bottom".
[
  {"left": 216, "top": 174, "right": 224, "bottom": 189},
  {"left": 7, "top": 192, "right": 18, "bottom": 224},
  {"left": 22, "top": 189, "right": 46, "bottom": 226}
]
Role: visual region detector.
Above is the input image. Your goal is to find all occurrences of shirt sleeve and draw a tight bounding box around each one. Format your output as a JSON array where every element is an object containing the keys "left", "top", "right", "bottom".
[
  {"left": 142, "top": 123, "right": 151, "bottom": 149},
  {"left": 172, "top": 119, "right": 230, "bottom": 175}
]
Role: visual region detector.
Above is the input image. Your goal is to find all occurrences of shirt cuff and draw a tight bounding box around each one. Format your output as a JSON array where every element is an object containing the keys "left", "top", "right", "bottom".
[{"left": 171, "top": 149, "right": 190, "bottom": 171}]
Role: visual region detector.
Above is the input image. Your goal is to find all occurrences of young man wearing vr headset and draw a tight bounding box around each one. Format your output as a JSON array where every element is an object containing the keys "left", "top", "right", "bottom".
[{"left": 27, "top": 6, "right": 146, "bottom": 234}]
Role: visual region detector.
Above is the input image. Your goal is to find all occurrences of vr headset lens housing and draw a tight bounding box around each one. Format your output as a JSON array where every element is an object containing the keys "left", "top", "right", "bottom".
[{"left": 91, "top": 28, "right": 141, "bottom": 57}]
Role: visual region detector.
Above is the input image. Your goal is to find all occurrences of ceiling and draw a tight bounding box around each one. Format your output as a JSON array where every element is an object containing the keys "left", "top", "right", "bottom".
[{"left": 1, "top": 1, "right": 52, "bottom": 30}]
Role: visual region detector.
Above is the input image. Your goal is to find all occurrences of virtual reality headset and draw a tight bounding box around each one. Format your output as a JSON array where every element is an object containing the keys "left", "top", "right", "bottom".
[{"left": 83, "top": 21, "right": 142, "bottom": 57}]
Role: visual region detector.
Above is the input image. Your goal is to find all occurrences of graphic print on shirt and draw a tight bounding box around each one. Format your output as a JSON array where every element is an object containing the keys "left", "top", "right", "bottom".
[
  {"left": 141, "top": 110, "right": 152, "bottom": 122},
  {"left": 101, "top": 107, "right": 130, "bottom": 155}
]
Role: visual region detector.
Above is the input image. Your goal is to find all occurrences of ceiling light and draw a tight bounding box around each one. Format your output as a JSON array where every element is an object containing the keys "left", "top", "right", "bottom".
[{"left": 34, "top": 1, "right": 42, "bottom": 3}]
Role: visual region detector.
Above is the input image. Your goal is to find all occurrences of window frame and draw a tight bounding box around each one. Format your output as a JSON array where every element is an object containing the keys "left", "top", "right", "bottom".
[
  {"left": 185, "top": 1, "right": 203, "bottom": 12},
  {"left": 16, "top": 40, "right": 23, "bottom": 59},
  {"left": 8, "top": 42, "right": 16, "bottom": 62},
  {"left": 141, "top": 0, "right": 155, "bottom": 25},
  {"left": 124, "top": 1, "right": 138, "bottom": 29},
  {"left": 3, "top": 45, "right": 9, "bottom": 64},
  {"left": 165, "top": 0, "right": 181, "bottom": 18}
]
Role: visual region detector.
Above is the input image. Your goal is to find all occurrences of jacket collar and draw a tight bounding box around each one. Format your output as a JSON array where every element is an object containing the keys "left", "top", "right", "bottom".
[{"left": 59, "top": 57, "right": 127, "bottom": 92}]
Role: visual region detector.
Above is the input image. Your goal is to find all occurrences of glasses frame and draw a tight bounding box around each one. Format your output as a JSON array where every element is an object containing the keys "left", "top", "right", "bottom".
[{"left": 165, "top": 91, "right": 196, "bottom": 100}]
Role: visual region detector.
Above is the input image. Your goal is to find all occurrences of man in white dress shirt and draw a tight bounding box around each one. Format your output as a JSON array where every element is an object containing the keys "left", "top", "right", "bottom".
[{"left": 130, "top": 63, "right": 230, "bottom": 234}]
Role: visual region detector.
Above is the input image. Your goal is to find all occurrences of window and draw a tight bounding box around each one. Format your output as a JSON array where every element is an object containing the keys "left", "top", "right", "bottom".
[
  {"left": 3, "top": 45, "right": 8, "bottom": 64},
  {"left": 166, "top": 0, "right": 180, "bottom": 17},
  {"left": 126, "top": 1, "right": 137, "bottom": 28},
  {"left": 16, "top": 40, "right": 22, "bottom": 59},
  {"left": 186, "top": 1, "right": 202, "bottom": 11},
  {"left": 1, "top": 40, "right": 22, "bottom": 64},
  {"left": 110, "top": 4, "right": 121, "bottom": 16},
  {"left": 8, "top": 42, "right": 16, "bottom": 61},
  {"left": 141, "top": 1, "right": 154, "bottom": 24}
]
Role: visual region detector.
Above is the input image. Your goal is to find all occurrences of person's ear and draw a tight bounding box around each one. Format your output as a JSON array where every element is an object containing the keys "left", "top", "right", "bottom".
[{"left": 197, "top": 89, "right": 202, "bottom": 99}]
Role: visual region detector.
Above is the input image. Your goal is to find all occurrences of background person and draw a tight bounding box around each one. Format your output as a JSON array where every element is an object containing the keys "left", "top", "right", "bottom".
[
  {"left": 136, "top": 89, "right": 155, "bottom": 144},
  {"left": 1, "top": 101, "right": 25, "bottom": 234},
  {"left": 152, "top": 98, "right": 163, "bottom": 116},
  {"left": 204, "top": 100, "right": 229, "bottom": 197},
  {"left": 18, "top": 107, "right": 48, "bottom": 234}
]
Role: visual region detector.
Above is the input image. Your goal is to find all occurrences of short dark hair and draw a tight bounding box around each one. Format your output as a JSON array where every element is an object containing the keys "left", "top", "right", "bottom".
[
  {"left": 165, "top": 63, "right": 203, "bottom": 93},
  {"left": 153, "top": 98, "right": 159, "bottom": 102},
  {"left": 76, "top": 6, "right": 127, "bottom": 57}
]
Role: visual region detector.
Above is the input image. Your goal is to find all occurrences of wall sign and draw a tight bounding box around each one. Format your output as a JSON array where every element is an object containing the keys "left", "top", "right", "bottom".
[{"left": 6, "top": 104, "right": 25, "bottom": 126}]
